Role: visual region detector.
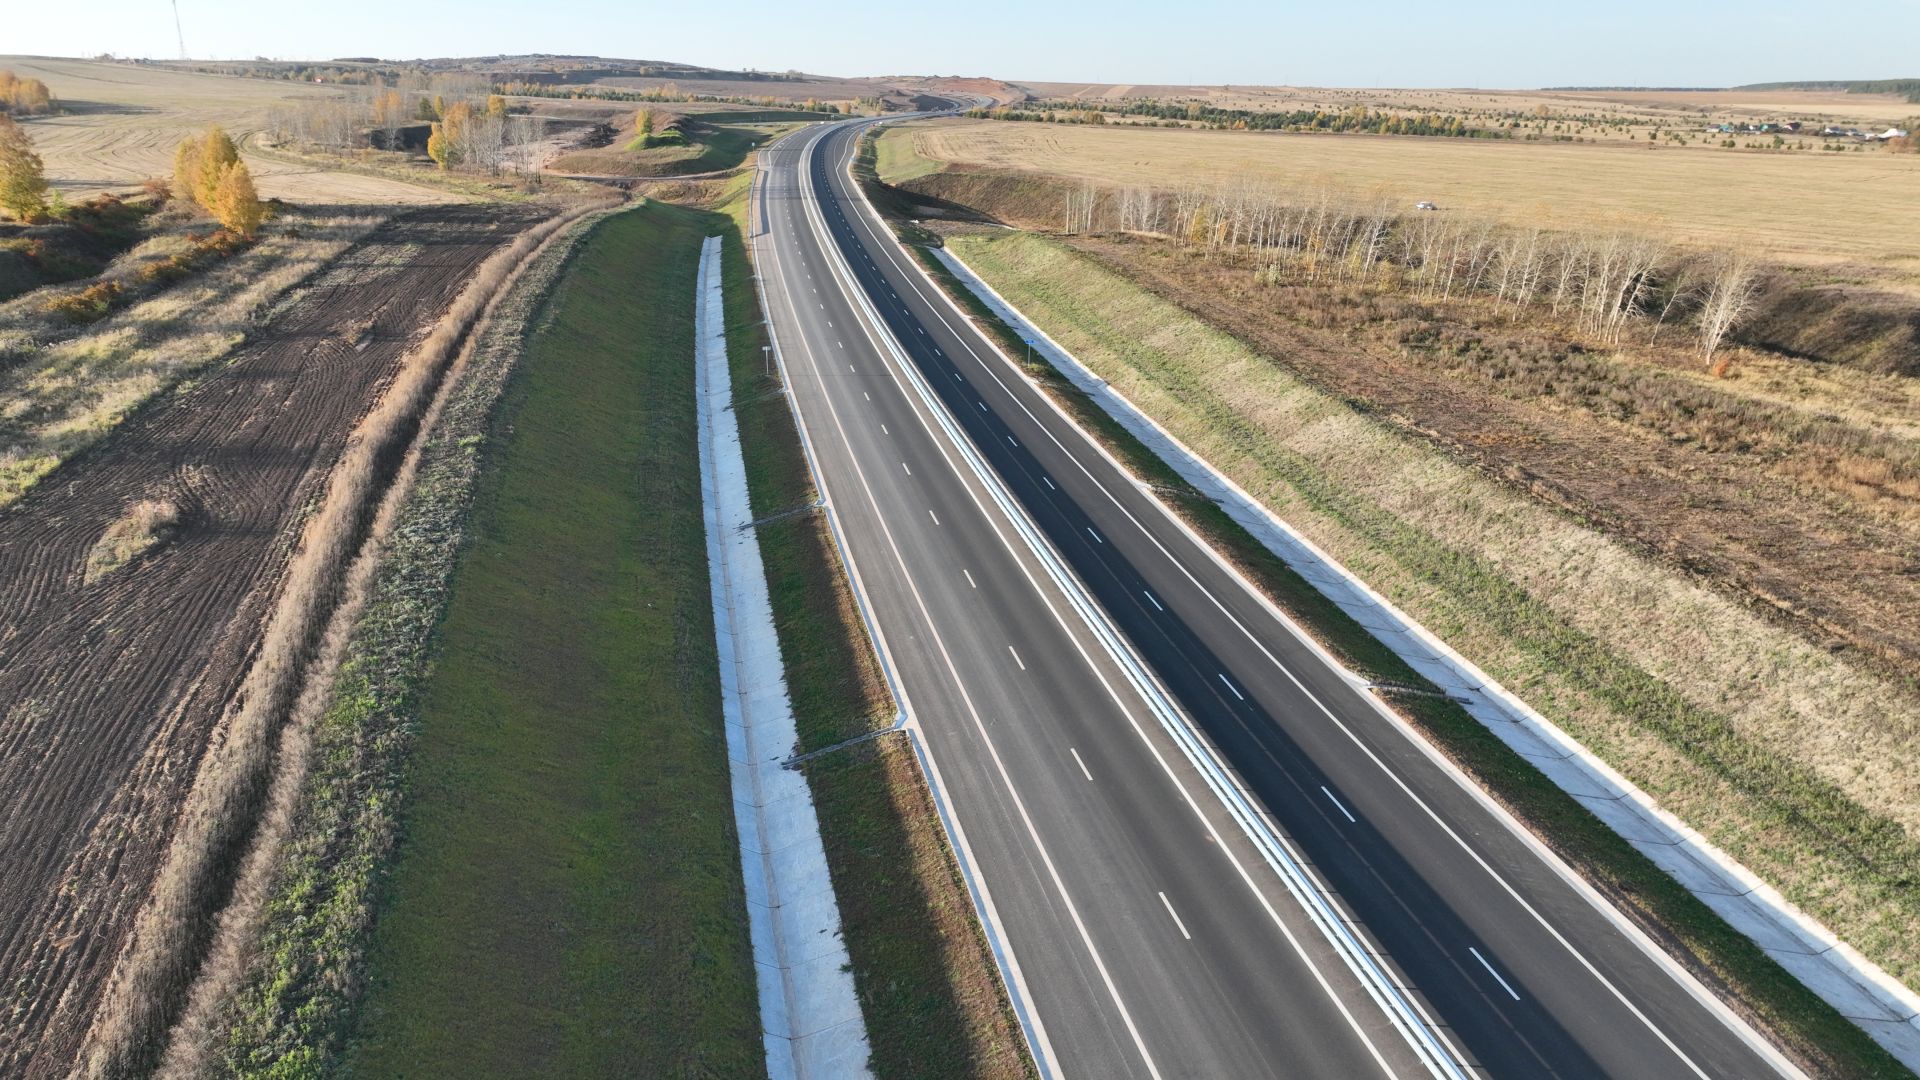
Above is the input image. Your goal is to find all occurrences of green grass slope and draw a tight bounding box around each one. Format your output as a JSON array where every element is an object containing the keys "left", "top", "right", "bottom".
[{"left": 343, "top": 204, "right": 763, "bottom": 1078}]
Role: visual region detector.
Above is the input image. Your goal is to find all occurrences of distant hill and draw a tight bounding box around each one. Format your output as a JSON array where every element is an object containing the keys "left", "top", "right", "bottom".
[{"left": 1544, "top": 86, "right": 1724, "bottom": 92}]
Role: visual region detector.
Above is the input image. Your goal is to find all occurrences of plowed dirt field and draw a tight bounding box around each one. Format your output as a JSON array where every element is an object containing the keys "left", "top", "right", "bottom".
[{"left": 0, "top": 202, "right": 545, "bottom": 1077}]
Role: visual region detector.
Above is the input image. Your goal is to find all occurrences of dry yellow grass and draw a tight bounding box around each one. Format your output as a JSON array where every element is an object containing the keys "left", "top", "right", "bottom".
[
  {"left": 888, "top": 118, "right": 1920, "bottom": 279},
  {"left": 83, "top": 498, "right": 179, "bottom": 583},
  {"left": 3, "top": 57, "right": 454, "bottom": 204}
]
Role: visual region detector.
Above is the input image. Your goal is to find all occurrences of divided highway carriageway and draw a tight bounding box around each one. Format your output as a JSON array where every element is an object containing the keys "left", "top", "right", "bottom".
[{"left": 750, "top": 113, "right": 1799, "bottom": 1080}]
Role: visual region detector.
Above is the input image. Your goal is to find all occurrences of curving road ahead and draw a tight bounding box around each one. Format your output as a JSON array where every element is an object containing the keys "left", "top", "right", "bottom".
[{"left": 750, "top": 114, "right": 1799, "bottom": 1079}]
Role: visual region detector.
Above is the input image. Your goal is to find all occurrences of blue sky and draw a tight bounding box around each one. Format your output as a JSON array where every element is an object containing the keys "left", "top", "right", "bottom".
[{"left": 9, "top": 0, "right": 1919, "bottom": 88}]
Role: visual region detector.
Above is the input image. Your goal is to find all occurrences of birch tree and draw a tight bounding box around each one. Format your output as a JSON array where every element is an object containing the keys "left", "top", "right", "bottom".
[{"left": 1698, "top": 251, "right": 1762, "bottom": 370}]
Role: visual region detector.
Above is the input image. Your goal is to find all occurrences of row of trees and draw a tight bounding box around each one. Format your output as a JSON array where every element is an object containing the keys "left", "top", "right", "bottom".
[
  {"left": 976, "top": 101, "right": 1500, "bottom": 139},
  {"left": 1077, "top": 180, "right": 1762, "bottom": 364},
  {"left": 263, "top": 84, "right": 547, "bottom": 175},
  {"left": 494, "top": 80, "right": 847, "bottom": 112},
  {"left": 172, "top": 128, "right": 264, "bottom": 237},
  {"left": 426, "top": 97, "right": 544, "bottom": 172},
  {"left": 0, "top": 70, "right": 54, "bottom": 115}
]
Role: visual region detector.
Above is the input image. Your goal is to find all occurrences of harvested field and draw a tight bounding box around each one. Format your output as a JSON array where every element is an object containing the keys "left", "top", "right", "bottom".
[
  {"left": 1015, "top": 82, "right": 1920, "bottom": 126},
  {"left": 881, "top": 119, "right": 1920, "bottom": 280},
  {"left": 0, "top": 202, "right": 545, "bottom": 1078},
  {"left": 3, "top": 57, "right": 455, "bottom": 204}
]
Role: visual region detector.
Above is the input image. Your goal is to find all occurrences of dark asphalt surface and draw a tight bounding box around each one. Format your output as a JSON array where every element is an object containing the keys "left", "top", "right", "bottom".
[{"left": 753, "top": 116, "right": 1794, "bottom": 1079}]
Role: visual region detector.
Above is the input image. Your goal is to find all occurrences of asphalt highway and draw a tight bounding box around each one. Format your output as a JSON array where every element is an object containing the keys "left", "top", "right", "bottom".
[{"left": 751, "top": 115, "right": 1798, "bottom": 1079}]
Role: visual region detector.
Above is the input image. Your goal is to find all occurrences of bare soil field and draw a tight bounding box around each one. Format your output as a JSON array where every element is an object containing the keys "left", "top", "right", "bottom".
[
  {"left": 1546, "top": 87, "right": 1920, "bottom": 122},
  {"left": 3, "top": 57, "right": 455, "bottom": 204},
  {"left": 0, "top": 202, "right": 543, "bottom": 1078},
  {"left": 883, "top": 118, "right": 1920, "bottom": 281}
]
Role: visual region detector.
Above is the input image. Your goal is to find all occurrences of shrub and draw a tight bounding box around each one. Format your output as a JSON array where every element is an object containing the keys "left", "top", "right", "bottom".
[
  {"left": 196, "top": 127, "right": 240, "bottom": 208},
  {"left": 42, "top": 279, "right": 125, "bottom": 322},
  {"left": 0, "top": 71, "right": 53, "bottom": 115}
]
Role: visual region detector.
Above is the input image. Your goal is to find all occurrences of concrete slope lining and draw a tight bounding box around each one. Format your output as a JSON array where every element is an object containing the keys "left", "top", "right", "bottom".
[{"left": 695, "top": 233, "right": 872, "bottom": 1080}]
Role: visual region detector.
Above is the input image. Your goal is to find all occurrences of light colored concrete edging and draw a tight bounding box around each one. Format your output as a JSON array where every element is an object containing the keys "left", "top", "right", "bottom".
[
  {"left": 933, "top": 244, "right": 1920, "bottom": 1070},
  {"left": 695, "top": 234, "right": 872, "bottom": 1080}
]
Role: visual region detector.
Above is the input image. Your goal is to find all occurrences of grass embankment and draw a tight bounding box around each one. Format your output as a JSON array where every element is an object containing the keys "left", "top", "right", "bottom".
[
  {"left": 713, "top": 172, "right": 1035, "bottom": 1078},
  {"left": 207, "top": 210, "right": 610, "bottom": 1075},
  {"left": 337, "top": 204, "right": 763, "bottom": 1076},
  {"left": 549, "top": 124, "right": 773, "bottom": 178},
  {"left": 186, "top": 204, "right": 746, "bottom": 1078},
  {"left": 913, "top": 230, "right": 1910, "bottom": 1078}
]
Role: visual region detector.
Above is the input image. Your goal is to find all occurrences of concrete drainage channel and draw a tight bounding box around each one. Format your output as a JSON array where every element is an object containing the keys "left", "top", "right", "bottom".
[
  {"left": 694, "top": 234, "right": 874, "bottom": 1079},
  {"left": 933, "top": 245, "right": 1920, "bottom": 1070}
]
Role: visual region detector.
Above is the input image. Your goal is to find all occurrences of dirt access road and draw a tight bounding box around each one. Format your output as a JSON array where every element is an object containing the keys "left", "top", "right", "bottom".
[{"left": 0, "top": 202, "right": 546, "bottom": 1077}]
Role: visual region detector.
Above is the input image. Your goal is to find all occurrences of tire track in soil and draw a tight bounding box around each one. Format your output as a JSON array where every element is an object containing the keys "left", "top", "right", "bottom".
[{"left": 0, "top": 202, "right": 547, "bottom": 1078}]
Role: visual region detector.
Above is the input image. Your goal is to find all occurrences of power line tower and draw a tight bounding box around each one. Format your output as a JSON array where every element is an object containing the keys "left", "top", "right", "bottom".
[{"left": 170, "top": 0, "right": 187, "bottom": 60}]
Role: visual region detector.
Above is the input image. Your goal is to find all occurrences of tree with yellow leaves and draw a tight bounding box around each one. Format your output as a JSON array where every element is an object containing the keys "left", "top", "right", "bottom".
[
  {"left": 0, "top": 114, "right": 50, "bottom": 220},
  {"left": 426, "top": 122, "right": 449, "bottom": 169},
  {"left": 373, "top": 89, "right": 407, "bottom": 148},
  {"left": 195, "top": 127, "right": 240, "bottom": 207},
  {"left": 0, "top": 70, "right": 54, "bottom": 115},
  {"left": 172, "top": 133, "right": 202, "bottom": 204},
  {"left": 209, "top": 160, "right": 264, "bottom": 238},
  {"left": 438, "top": 100, "right": 475, "bottom": 166},
  {"left": 486, "top": 94, "right": 508, "bottom": 120}
]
